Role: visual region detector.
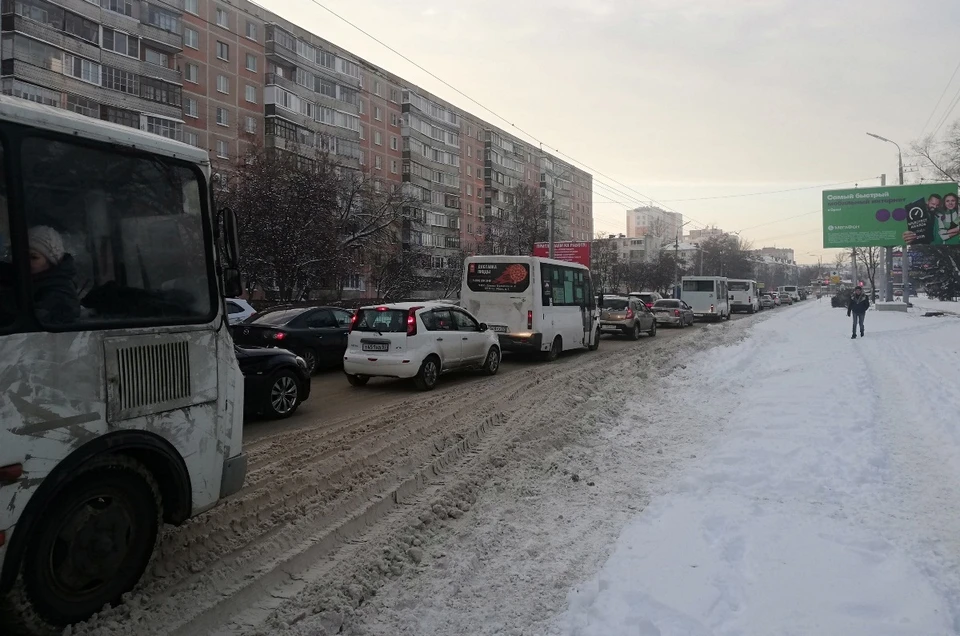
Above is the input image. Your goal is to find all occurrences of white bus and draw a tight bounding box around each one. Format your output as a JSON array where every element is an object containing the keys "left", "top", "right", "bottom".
[
  {"left": 778, "top": 285, "right": 800, "bottom": 301},
  {"left": 681, "top": 276, "right": 731, "bottom": 321},
  {"left": 0, "top": 97, "right": 246, "bottom": 629},
  {"left": 461, "top": 256, "right": 601, "bottom": 360},
  {"left": 728, "top": 279, "right": 759, "bottom": 314}
]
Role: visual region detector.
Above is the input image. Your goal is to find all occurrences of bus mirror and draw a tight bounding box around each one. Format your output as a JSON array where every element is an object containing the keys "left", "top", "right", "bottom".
[
  {"left": 223, "top": 267, "right": 243, "bottom": 298},
  {"left": 223, "top": 207, "right": 240, "bottom": 268}
]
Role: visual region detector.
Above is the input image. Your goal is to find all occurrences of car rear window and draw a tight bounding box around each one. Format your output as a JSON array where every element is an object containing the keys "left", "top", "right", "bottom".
[
  {"left": 654, "top": 300, "right": 679, "bottom": 307},
  {"left": 604, "top": 299, "right": 630, "bottom": 310},
  {"left": 249, "top": 308, "right": 308, "bottom": 325},
  {"left": 353, "top": 308, "right": 408, "bottom": 332}
]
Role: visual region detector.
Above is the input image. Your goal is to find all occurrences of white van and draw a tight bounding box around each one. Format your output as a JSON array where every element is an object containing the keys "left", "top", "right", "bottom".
[
  {"left": 681, "top": 276, "right": 731, "bottom": 321},
  {"left": 778, "top": 285, "right": 801, "bottom": 302},
  {"left": 728, "top": 279, "right": 759, "bottom": 314},
  {"left": 461, "top": 256, "right": 601, "bottom": 361}
]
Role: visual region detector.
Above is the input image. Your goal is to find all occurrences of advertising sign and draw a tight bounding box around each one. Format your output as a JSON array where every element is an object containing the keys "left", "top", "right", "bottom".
[
  {"left": 822, "top": 183, "right": 960, "bottom": 248},
  {"left": 533, "top": 241, "right": 592, "bottom": 267},
  {"left": 465, "top": 261, "right": 531, "bottom": 293}
]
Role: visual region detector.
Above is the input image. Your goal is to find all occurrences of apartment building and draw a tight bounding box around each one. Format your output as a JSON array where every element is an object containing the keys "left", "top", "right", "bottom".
[
  {"left": 358, "top": 64, "right": 402, "bottom": 184},
  {"left": 627, "top": 206, "right": 683, "bottom": 245},
  {"left": 459, "top": 113, "right": 486, "bottom": 253},
  {"left": 1, "top": 0, "right": 186, "bottom": 138},
  {"left": 542, "top": 154, "right": 593, "bottom": 242}
]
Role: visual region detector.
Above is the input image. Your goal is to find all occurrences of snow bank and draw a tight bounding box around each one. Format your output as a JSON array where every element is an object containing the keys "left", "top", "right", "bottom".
[{"left": 556, "top": 302, "right": 960, "bottom": 636}]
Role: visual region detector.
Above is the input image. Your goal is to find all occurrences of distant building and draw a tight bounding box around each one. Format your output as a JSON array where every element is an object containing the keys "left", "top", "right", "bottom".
[
  {"left": 759, "top": 247, "right": 795, "bottom": 264},
  {"left": 594, "top": 233, "right": 660, "bottom": 264},
  {"left": 688, "top": 227, "right": 726, "bottom": 241},
  {"left": 627, "top": 206, "right": 683, "bottom": 244}
]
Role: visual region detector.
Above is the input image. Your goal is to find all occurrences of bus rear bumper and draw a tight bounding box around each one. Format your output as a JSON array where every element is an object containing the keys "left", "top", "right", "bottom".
[{"left": 497, "top": 332, "right": 544, "bottom": 353}]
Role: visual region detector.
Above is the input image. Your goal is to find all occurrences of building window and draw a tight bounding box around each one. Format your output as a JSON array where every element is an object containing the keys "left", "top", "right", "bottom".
[
  {"left": 467, "top": 146, "right": 472, "bottom": 158},
  {"left": 141, "top": 77, "right": 182, "bottom": 107},
  {"left": 375, "top": 155, "right": 382, "bottom": 170},
  {"left": 390, "top": 88, "right": 399, "bottom": 103},
  {"left": 359, "top": 125, "right": 365, "bottom": 141},
  {"left": 390, "top": 136, "right": 398, "bottom": 151},
  {"left": 217, "top": 75, "right": 229, "bottom": 94},
  {"left": 103, "top": 28, "right": 138, "bottom": 57},
  {"left": 245, "top": 85, "right": 256, "bottom": 103},
  {"left": 66, "top": 93, "right": 98, "bottom": 117},
  {"left": 391, "top": 159, "right": 398, "bottom": 174},
  {"left": 63, "top": 54, "right": 101, "bottom": 85},
  {"left": 374, "top": 106, "right": 382, "bottom": 121},
  {"left": 64, "top": 13, "right": 99, "bottom": 43},
  {"left": 390, "top": 113, "right": 399, "bottom": 127},
  {"left": 145, "top": 48, "right": 169, "bottom": 67},
  {"left": 103, "top": 0, "right": 133, "bottom": 16},
  {"left": 184, "top": 97, "right": 198, "bottom": 118},
  {"left": 216, "top": 139, "right": 229, "bottom": 158},
  {"left": 467, "top": 166, "right": 472, "bottom": 177},
  {"left": 184, "top": 130, "right": 199, "bottom": 146},
  {"left": 102, "top": 66, "right": 137, "bottom": 94},
  {"left": 184, "top": 27, "right": 199, "bottom": 49},
  {"left": 216, "top": 107, "right": 228, "bottom": 126},
  {"left": 147, "top": 5, "right": 181, "bottom": 34},
  {"left": 245, "top": 21, "right": 258, "bottom": 40},
  {"left": 373, "top": 80, "right": 381, "bottom": 96},
  {"left": 245, "top": 116, "right": 257, "bottom": 134},
  {"left": 374, "top": 131, "right": 382, "bottom": 146},
  {"left": 216, "top": 41, "right": 229, "bottom": 61},
  {"left": 358, "top": 98, "right": 365, "bottom": 115},
  {"left": 100, "top": 105, "right": 139, "bottom": 129},
  {"left": 245, "top": 53, "right": 257, "bottom": 72},
  {"left": 184, "top": 63, "right": 199, "bottom": 83},
  {"left": 216, "top": 7, "right": 229, "bottom": 29},
  {"left": 185, "top": 0, "right": 198, "bottom": 15},
  {"left": 145, "top": 116, "right": 182, "bottom": 141}
]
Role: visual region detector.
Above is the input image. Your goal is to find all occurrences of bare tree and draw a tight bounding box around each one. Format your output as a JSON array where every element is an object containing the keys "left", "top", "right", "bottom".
[
  {"left": 852, "top": 246, "right": 882, "bottom": 300},
  {"left": 217, "top": 142, "right": 410, "bottom": 302},
  {"left": 833, "top": 251, "right": 848, "bottom": 274},
  {"left": 699, "top": 234, "right": 753, "bottom": 278},
  {"left": 590, "top": 236, "right": 623, "bottom": 293},
  {"left": 485, "top": 184, "right": 547, "bottom": 255}
]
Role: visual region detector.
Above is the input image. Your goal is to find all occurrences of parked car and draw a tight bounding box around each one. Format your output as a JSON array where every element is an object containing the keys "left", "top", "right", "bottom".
[
  {"left": 760, "top": 294, "right": 775, "bottom": 309},
  {"left": 231, "top": 305, "right": 354, "bottom": 373},
  {"left": 770, "top": 292, "right": 782, "bottom": 306},
  {"left": 600, "top": 295, "right": 657, "bottom": 339},
  {"left": 780, "top": 293, "right": 794, "bottom": 305},
  {"left": 651, "top": 298, "right": 695, "bottom": 327},
  {"left": 226, "top": 298, "right": 256, "bottom": 325},
  {"left": 343, "top": 302, "right": 501, "bottom": 391},
  {"left": 629, "top": 291, "right": 663, "bottom": 309},
  {"left": 236, "top": 345, "right": 311, "bottom": 419}
]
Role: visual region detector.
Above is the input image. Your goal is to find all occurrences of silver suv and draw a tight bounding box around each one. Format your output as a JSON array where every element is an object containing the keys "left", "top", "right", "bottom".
[{"left": 599, "top": 295, "right": 657, "bottom": 340}]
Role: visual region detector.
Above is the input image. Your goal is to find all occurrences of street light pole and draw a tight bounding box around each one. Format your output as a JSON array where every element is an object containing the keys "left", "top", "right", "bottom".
[{"left": 866, "top": 133, "right": 905, "bottom": 304}]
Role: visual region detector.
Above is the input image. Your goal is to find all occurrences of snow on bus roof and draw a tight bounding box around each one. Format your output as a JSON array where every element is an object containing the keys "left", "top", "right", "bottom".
[{"left": 0, "top": 95, "right": 210, "bottom": 165}]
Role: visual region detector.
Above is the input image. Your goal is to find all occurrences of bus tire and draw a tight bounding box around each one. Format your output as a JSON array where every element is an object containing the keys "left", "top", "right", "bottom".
[
  {"left": 588, "top": 328, "right": 600, "bottom": 351},
  {"left": 542, "top": 336, "right": 561, "bottom": 362},
  {"left": 15, "top": 455, "right": 161, "bottom": 630}
]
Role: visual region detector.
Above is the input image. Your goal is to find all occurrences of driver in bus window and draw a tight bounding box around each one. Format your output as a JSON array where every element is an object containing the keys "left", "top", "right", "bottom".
[{"left": 28, "top": 225, "right": 81, "bottom": 325}]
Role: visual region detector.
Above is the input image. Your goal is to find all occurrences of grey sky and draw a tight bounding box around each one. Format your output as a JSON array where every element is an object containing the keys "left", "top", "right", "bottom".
[{"left": 262, "top": 0, "right": 960, "bottom": 262}]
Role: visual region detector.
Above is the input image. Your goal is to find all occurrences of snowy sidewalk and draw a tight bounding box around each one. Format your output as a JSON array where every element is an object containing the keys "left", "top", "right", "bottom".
[{"left": 556, "top": 303, "right": 960, "bottom": 635}]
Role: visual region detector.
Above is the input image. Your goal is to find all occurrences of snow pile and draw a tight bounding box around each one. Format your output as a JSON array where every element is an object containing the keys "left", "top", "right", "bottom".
[
  {"left": 555, "top": 303, "right": 960, "bottom": 635},
  {"left": 910, "top": 295, "right": 960, "bottom": 315}
]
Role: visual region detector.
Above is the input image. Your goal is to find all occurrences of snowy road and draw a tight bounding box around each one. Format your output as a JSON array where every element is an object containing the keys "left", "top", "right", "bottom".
[{"left": 340, "top": 301, "right": 960, "bottom": 636}]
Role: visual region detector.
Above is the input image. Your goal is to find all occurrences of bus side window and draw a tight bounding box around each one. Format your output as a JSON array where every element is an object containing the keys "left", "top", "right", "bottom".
[
  {"left": 21, "top": 136, "right": 215, "bottom": 329},
  {"left": 0, "top": 141, "right": 14, "bottom": 328}
]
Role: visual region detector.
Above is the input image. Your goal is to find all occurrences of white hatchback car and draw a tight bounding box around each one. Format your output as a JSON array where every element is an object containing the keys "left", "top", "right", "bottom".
[
  {"left": 225, "top": 298, "right": 256, "bottom": 325},
  {"left": 343, "top": 302, "right": 501, "bottom": 390}
]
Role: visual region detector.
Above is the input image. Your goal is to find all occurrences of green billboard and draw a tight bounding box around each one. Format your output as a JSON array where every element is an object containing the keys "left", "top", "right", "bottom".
[{"left": 822, "top": 182, "right": 960, "bottom": 248}]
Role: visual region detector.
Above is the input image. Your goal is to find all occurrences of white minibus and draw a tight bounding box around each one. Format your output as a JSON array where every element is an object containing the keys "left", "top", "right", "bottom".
[{"left": 681, "top": 276, "right": 731, "bottom": 321}]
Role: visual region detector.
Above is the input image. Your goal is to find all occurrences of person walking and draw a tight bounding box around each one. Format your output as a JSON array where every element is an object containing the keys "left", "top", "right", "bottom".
[{"left": 847, "top": 285, "right": 869, "bottom": 339}]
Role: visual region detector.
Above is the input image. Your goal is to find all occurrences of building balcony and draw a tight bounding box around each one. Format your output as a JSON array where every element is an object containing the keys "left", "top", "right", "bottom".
[
  {"left": 138, "top": 22, "right": 183, "bottom": 53},
  {"left": 1, "top": 14, "right": 101, "bottom": 61}
]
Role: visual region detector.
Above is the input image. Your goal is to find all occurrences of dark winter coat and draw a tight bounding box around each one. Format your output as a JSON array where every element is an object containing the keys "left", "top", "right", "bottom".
[
  {"left": 847, "top": 292, "right": 869, "bottom": 316},
  {"left": 34, "top": 254, "right": 81, "bottom": 325}
]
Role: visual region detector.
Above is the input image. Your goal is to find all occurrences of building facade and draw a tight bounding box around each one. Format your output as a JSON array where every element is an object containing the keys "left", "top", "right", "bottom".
[{"left": 627, "top": 206, "right": 683, "bottom": 245}]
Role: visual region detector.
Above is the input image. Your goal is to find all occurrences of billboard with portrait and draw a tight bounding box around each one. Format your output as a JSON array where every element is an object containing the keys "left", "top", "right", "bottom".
[{"left": 822, "top": 183, "right": 960, "bottom": 248}]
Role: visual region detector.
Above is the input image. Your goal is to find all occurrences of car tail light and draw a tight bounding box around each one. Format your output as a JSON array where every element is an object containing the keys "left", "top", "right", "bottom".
[
  {"left": 408, "top": 306, "right": 423, "bottom": 337},
  {"left": 674, "top": 309, "right": 681, "bottom": 317},
  {"left": 527, "top": 310, "right": 533, "bottom": 329},
  {"left": 349, "top": 312, "right": 360, "bottom": 332},
  {"left": 626, "top": 308, "right": 634, "bottom": 319},
  {"left": 645, "top": 303, "right": 653, "bottom": 309},
  {"left": 273, "top": 332, "right": 286, "bottom": 341}
]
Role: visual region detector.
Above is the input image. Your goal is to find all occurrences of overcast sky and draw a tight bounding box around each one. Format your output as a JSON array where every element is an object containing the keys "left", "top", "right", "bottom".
[{"left": 262, "top": 0, "right": 960, "bottom": 263}]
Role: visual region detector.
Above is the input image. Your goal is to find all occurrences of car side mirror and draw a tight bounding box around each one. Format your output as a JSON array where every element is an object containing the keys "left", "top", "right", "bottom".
[
  {"left": 223, "top": 267, "right": 243, "bottom": 298},
  {"left": 479, "top": 322, "right": 488, "bottom": 332}
]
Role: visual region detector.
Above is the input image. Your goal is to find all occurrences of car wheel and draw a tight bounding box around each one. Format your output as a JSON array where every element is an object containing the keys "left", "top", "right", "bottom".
[
  {"left": 542, "top": 336, "right": 561, "bottom": 362},
  {"left": 482, "top": 347, "right": 501, "bottom": 375},
  {"left": 414, "top": 355, "right": 441, "bottom": 390},
  {"left": 649, "top": 321, "right": 657, "bottom": 337},
  {"left": 346, "top": 373, "right": 369, "bottom": 387},
  {"left": 300, "top": 348, "right": 318, "bottom": 374},
  {"left": 588, "top": 328, "right": 600, "bottom": 351},
  {"left": 266, "top": 370, "right": 301, "bottom": 419},
  {"left": 630, "top": 323, "right": 641, "bottom": 341},
  {"left": 15, "top": 455, "right": 161, "bottom": 629}
]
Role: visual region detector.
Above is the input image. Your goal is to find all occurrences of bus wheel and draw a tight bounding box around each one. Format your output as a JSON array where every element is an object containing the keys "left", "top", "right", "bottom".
[
  {"left": 588, "top": 328, "right": 600, "bottom": 351},
  {"left": 542, "top": 336, "right": 561, "bottom": 362},
  {"left": 18, "top": 455, "right": 161, "bottom": 629}
]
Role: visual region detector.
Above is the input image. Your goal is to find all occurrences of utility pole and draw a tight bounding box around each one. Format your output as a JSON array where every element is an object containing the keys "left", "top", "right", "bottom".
[{"left": 548, "top": 188, "right": 555, "bottom": 259}]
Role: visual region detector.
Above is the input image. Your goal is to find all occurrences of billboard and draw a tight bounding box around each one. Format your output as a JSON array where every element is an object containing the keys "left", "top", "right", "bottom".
[
  {"left": 822, "top": 182, "right": 960, "bottom": 248},
  {"left": 533, "top": 241, "right": 592, "bottom": 267}
]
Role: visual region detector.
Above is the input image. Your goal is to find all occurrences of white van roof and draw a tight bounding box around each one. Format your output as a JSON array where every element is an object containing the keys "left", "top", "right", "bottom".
[
  {"left": 465, "top": 255, "right": 589, "bottom": 270},
  {"left": 0, "top": 95, "right": 210, "bottom": 166}
]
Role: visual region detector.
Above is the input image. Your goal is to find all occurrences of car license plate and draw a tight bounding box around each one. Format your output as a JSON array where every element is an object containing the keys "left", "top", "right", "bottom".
[
  {"left": 491, "top": 325, "right": 508, "bottom": 333},
  {"left": 362, "top": 343, "right": 389, "bottom": 352}
]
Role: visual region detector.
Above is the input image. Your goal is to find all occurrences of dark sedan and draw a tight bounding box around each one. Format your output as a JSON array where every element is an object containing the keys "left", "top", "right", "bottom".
[
  {"left": 231, "top": 305, "right": 353, "bottom": 373},
  {"left": 651, "top": 298, "right": 695, "bottom": 327},
  {"left": 236, "top": 346, "right": 311, "bottom": 419}
]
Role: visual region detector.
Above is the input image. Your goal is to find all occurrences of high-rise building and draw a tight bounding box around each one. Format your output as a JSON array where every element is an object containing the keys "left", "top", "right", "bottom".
[
  {"left": 627, "top": 206, "right": 683, "bottom": 245},
  {"left": 542, "top": 154, "right": 592, "bottom": 242},
  {"left": 1, "top": 0, "right": 187, "bottom": 138}
]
